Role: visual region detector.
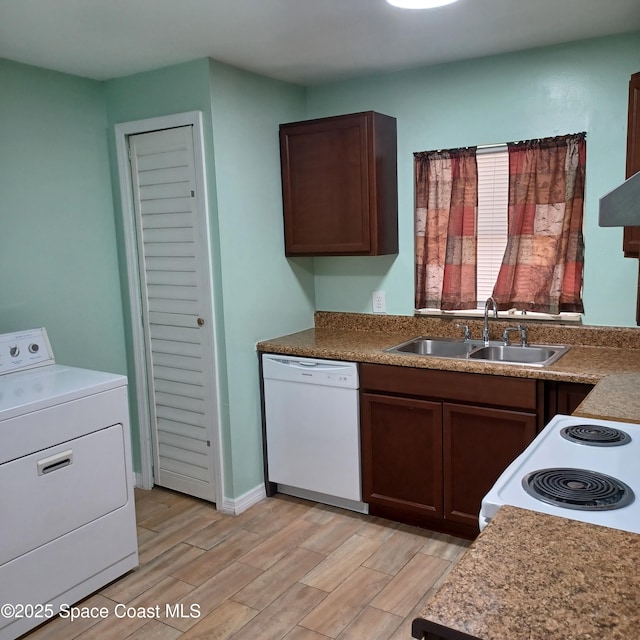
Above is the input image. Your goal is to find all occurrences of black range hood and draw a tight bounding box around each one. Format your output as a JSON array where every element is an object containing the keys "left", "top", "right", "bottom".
[{"left": 599, "top": 170, "right": 640, "bottom": 227}]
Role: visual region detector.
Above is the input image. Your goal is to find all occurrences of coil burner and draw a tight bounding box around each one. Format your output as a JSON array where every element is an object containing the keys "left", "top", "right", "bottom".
[
  {"left": 522, "top": 468, "right": 635, "bottom": 511},
  {"left": 560, "top": 424, "right": 631, "bottom": 447}
]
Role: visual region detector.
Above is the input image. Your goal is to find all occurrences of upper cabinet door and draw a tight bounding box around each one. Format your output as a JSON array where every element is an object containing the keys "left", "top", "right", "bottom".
[
  {"left": 623, "top": 71, "right": 640, "bottom": 258},
  {"left": 279, "top": 111, "right": 398, "bottom": 256}
]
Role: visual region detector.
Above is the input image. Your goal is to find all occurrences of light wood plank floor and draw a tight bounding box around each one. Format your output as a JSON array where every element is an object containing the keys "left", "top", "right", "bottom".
[{"left": 23, "top": 488, "right": 470, "bottom": 640}]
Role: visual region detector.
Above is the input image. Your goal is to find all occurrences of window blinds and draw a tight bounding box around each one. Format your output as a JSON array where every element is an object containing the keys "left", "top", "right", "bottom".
[{"left": 475, "top": 147, "right": 509, "bottom": 307}]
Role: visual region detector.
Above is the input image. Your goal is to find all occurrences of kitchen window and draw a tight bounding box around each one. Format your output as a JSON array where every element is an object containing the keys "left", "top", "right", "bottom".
[{"left": 414, "top": 133, "right": 586, "bottom": 320}]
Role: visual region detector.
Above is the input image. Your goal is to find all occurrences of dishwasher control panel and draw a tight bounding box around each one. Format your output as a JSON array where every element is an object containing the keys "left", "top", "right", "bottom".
[{"left": 262, "top": 355, "right": 359, "bottom": 389}]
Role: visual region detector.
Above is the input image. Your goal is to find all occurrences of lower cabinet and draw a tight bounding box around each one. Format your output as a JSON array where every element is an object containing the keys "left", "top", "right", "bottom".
[
  {"left": 546, "top": 380, "right": 595, "bottom": 418},
  {"left": 442, "top": 403, "right": 536, "bottom": 528},
  {"left": 360, "top": 364, "right": 541, "bottom": 538},
  {"left": 361, "top": 394, "right": 444, "bottom": 521}
]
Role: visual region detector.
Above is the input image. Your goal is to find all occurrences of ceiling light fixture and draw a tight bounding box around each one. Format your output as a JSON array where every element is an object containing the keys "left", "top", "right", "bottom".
[{"left": 386, "top": 0, "right": 459, "bottom": 8}]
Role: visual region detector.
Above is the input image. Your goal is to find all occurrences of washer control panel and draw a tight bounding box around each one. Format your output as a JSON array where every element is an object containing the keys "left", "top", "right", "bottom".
[{"left": 0, "top": 328, "right": 54, "bottom": 375}]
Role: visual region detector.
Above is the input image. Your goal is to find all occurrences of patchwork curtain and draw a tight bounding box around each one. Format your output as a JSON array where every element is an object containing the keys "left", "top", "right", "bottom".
[
  {"left": 415, "top": 148, "right": 478, "bottom": 310},
  {"left": 492, "top": 134, "right": 586, "bottom": 314}
]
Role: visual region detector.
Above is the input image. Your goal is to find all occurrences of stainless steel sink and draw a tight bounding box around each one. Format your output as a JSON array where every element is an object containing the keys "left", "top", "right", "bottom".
[
  {"left": 468, "top": 344, "right": 569, "bottom": 367},
  {"left": 386, "top": 337, "right": 479, "bottom": 358},
  {"left": 386, "top": 336, "right": 569, "bottom": 367}
]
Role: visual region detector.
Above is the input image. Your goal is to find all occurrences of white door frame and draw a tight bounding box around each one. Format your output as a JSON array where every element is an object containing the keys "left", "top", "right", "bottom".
[{"left": 114, "top": 111, "right": 224, "bottom": 507}]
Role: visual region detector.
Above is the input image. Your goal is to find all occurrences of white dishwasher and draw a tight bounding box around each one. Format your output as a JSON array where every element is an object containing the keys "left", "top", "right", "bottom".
[{"left": 262, "top": 354, "right": 366, "bottom": 513}]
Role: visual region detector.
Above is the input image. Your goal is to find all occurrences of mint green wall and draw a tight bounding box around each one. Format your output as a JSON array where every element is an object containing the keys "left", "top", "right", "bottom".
[
  {"left": 0, "top": 58, "right": 126, "bottom": 373},
  {"left": 208, "top": 60, "right": 313, "bottom": 497},
  {"left": 306, "top": 33, "right": 640, "bottom": 327}
]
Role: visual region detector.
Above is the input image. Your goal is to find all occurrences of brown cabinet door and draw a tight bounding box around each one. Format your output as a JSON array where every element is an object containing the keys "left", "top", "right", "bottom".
[
  {"left": 361, "top": 392, "right": 443, "bottom": 520},
  {"left": 555, "top": 382, "right": 595, "bottom": 416},
  {"left": 279, "top": 111, "right": 397, "bottom": 256},
  {"left": 622, "top": 226, "right": 640, "bottom": 258},
  {"left": 624, "top": 71, "right": 640, "bottom": 259},
  {"left": 544, "top": 381, "right": 595, "bottom": 424},
  {"left": 623, "top": 71, "right": 640, "bottom": 324},
  {"left": 442, "top": 403, "right": 536, "bottom": 529}
]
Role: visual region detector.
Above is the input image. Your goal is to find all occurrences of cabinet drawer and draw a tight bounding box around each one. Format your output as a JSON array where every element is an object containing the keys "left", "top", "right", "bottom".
[{"left": 360, "top": 363, "right": 537, "bottom": 410}]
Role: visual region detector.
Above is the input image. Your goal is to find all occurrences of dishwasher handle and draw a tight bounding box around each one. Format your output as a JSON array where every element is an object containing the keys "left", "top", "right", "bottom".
[{"left": 283, "top": 359, "right": 345, "bottom": 371}]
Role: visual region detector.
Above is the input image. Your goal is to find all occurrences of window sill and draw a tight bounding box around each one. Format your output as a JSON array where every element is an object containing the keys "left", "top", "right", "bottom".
[{"left": 415, "top": 308, "right": 582, "bottom": 323}]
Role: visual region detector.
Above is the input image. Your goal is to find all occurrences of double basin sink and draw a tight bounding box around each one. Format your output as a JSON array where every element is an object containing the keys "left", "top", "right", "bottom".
[{"left": 386, "top": 337, "right": 569, "bottom": 367}]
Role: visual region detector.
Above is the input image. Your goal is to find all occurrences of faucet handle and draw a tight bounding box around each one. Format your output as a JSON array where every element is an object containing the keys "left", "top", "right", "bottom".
[
  {"left": 518, "top": 324, "right": 528, "bottom": 347},
  {"left": 503, "top": 324, "right": 528, "bottom": 346},
  {"left": 455, "top": 323, "right": 472, "bottom": 342}
]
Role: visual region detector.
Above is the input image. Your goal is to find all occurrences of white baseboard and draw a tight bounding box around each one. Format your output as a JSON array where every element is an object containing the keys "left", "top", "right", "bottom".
[
  {"left": 133, "top": 476, "right": 266, "bottom": 516},
  {"left": 220, "top": 484, "right": 267, "bottom": 515}
]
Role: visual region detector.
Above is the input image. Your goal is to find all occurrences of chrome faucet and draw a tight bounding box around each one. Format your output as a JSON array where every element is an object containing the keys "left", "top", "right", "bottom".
[{"left": 482, "top": 297, "right": 498, "bottom": 345}]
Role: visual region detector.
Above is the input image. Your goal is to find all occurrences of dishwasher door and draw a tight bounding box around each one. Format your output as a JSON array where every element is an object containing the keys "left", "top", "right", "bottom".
[{"left": 262, "top": 354, "right": 361, "bottom": 503}]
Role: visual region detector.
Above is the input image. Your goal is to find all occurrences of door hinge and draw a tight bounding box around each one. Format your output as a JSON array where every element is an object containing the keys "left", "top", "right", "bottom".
[
  {"left": 207, "top": 440, "right": 211, "bottom": 447},
  {"left": 191, "top": 190, "right": 195, "bottom": 197}
]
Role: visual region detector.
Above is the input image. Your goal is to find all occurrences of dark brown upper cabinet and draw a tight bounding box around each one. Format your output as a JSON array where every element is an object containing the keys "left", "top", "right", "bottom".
[
  {"left": 622, "top": 72, "right": 640, "bottom": 325},
  {"left": 279, "top": 111, "right": 398, "bottom": 256},
  {"left": 623, "top": 71, "right": 640, "bottom": 259}
]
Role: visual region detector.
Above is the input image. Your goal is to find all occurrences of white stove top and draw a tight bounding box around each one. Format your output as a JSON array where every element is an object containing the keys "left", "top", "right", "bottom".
[{"left": 480, "top": 414, "right": 640, "bottom": 534}]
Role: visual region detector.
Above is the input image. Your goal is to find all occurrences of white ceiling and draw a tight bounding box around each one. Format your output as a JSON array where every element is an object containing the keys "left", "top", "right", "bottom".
[{"left": 1, "top": 0, "right": 639, "bottom": 85}]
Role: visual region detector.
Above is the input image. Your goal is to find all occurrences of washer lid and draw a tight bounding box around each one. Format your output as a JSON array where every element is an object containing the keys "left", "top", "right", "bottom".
[{"left": 0, "top": 364, "right": 127, "bottom": 422}]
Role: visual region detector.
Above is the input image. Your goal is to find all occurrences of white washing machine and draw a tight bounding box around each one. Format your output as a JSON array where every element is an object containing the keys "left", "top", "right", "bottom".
[{"left": 0, "top": 328, "right": 138, "bottom": 640}]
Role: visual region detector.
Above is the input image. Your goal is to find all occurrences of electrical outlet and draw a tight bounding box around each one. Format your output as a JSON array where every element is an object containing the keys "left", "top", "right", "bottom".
[{"left": 372, "top": 290, "right": 386, "bottom": 314}]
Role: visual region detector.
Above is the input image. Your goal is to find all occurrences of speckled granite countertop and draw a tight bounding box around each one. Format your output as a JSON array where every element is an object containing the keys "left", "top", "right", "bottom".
[
  {"left": 573, "top": 373, "right": 640, "bottom": 423},
  {"left": 257, "top": 313, "right": 640, "bottom": 403},
  {"left": 412, "top": 506, "right": 640, "bottom": 640},
  {"left": 258, "top": 326, "right": 640, "bottom": 384}
]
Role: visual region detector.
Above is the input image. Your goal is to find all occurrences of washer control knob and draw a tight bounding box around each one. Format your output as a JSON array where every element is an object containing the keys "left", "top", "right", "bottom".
[
  {"left": 28, "top": 343, "right": 39, "bottom": 353},
  {"left": 9, "top": 346, "right": 20, "bottom": 358}
]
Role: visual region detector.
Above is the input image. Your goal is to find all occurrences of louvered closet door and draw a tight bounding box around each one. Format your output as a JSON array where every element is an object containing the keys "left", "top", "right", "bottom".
[{"left": 128, "top": 126, "right": 217, "bottom": 502}]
